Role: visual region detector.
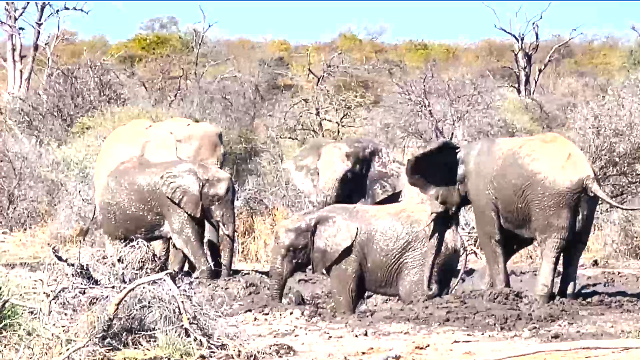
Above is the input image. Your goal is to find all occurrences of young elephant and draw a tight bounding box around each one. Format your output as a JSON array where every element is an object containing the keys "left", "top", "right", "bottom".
[
  {"left": 268, "top": 202, "right": 463, "bottom": 314},
  {"left": 98, "top": 158, "right": 236, "bottom": 279}
]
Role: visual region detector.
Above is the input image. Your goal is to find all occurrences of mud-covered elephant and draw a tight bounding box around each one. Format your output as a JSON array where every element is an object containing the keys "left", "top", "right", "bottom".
[
  {"left": 284, "top": 138, "right": 407, "bottom": 208},
  {"left": 268, "top": 202, "right": 463, "bottom": 314},
  {"left": 405, "top": 132, "right": 640, "bottom": 304},
  {"left": 98, "top": 158, "right": 236, "bottom": 278},
  {"left": 93, "top": 117, "right": 233, "bottom": 276}
]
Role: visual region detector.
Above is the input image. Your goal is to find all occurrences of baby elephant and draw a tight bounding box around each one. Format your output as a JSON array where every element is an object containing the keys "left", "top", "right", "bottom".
[{"left": 268, "top": 202, "right": 464, "bottom": 314}]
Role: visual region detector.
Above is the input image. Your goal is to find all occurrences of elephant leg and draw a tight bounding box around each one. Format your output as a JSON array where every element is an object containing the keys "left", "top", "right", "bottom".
[
  {"left": 474, "top": 209, "right": 510, "bottom": 289},
  {"left": 534, "top": 234, "right": 565, "bottom": 304},
  {"left": 329, "top": 255, "right": 364, "bottom": 315},
  {"left": 557, "top": 197, "right": 598, "bottom": 300},
  {"left": 168, "top": 244, "right": 197, "bottom": 274},
  {"left": 166, "top": 208, "right": 214, "bottom": 280},
  {"left": 152, "top": 239, "right": 171, "bottom": 270}
]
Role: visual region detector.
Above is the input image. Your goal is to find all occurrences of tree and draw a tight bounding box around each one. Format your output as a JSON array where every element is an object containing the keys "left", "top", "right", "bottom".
[
  {"left": 483, "top": 2, "right": 581, "bottom": 99},
  {"left": 0, "top": 1, "right": 89, "bottom": 97},
  {"left": 139, "top": 15, "right": 180, "bottom": 34}
]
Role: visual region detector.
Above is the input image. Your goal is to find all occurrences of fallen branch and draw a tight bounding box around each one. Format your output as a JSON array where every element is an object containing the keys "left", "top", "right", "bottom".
[
  {"left": 101, "top": 270, "right": 172, "bottom": 334},
  {"left": 163, "top": 275, "right": 208, "bottom": 346},
  {"left": 54, "top": 338, "right": 92, "bottom": 360},
  {"left": 479, "top": 339, "right": 640, "bottom": 360}
]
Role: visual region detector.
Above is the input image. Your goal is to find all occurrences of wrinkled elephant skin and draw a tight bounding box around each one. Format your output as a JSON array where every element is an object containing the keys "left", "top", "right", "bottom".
[
  {"left": 405, "top": 132, "right": 640, "bottom": 304},
  {"left": 268, "top": 202, "right": 462, "bottom": 314}
]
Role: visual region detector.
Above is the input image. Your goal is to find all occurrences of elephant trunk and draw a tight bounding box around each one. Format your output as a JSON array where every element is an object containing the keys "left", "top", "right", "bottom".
[
  {"left": 269, "top": 253, "right": 287, "bottom": 302},
  {"left": 217, "top": 185, "right": 236, "bottom": 278},
  {"left": 203, "top": 184, "right": 236, "bottom": 278}
]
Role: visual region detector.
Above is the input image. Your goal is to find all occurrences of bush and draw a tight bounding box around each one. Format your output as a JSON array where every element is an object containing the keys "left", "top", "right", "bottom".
[{"left": 9, "top": 60, "right": 129, "bottom": 143}]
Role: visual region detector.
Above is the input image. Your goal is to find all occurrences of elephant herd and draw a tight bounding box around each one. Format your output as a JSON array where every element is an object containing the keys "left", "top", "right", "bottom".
[{"left": 93, "top": 118, "right": 640, "bottom": 315}]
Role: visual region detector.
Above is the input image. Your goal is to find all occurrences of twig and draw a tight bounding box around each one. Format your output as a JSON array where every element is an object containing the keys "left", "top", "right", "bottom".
[
  {"left": 54, "top": 338, "right": 92, "bottom": 360},
  {"left": 479, "top": 339, "right": 640, "bottom": 360}
]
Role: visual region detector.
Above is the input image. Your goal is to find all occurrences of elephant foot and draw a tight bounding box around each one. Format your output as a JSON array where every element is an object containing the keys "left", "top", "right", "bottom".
[
  {"left": 534, "top": 292, "right": 555, "bottom": 305},
  {"left": 193, "top": 268, "right": 217, "bottom": 280}
]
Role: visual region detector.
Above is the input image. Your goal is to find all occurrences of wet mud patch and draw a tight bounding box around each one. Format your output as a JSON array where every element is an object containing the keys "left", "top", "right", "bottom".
[{"left": 195, "top": 266, "right": 640, "bottom": 344}]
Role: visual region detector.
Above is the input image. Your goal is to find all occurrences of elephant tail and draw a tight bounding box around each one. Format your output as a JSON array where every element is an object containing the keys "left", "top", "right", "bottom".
[{"left": 585, "top": 177, "right": 640, "bottom": 211}]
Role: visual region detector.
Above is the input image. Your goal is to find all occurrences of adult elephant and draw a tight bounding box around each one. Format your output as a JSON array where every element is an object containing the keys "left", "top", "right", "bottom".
[
  {"left": 405, "top": 132, "right": 640, "bottom": 304},
  {"left": 93, "top": 117, "right": 234, "bottom": 277},
  {"left": 99, "top": 158, "right": 236, "bottom": 279},
  {"left": 268, "top": 201, "right": 463, "bottom": 314},
  {"left": 284, "top": 138, "right": 406, "bottom": 208}
]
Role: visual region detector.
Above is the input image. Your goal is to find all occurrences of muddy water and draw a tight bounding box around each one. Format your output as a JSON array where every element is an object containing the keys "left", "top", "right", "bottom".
[{"left": 185, "top": 264, "right": 640, "bottom": 343}]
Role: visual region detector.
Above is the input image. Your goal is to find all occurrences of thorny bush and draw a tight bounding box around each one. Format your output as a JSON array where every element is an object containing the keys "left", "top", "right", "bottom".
[{"left": 9, "top": 59, "right": 128, "bottom": 143}]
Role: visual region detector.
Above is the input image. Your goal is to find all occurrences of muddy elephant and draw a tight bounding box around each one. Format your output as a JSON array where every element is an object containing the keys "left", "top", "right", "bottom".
[
  {"left": 268, "top": 202, "right": 463, "bottom": 314},
  {"left": 93, "top": 117, "right": 231, "bottom": 275},
  {"left": 284, "top": 138, "right": 406, "bottom": 208},
  {"left": 98, "top": 158, "right": 236, "bottom": 279},
  {"left": 405, "top": 132, "right": 640, "bottom": 304}
]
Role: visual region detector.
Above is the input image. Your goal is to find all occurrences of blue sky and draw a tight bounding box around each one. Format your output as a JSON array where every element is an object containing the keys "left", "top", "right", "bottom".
[{"left": 58, "top": 1, "right": 640, "bottom": 45}]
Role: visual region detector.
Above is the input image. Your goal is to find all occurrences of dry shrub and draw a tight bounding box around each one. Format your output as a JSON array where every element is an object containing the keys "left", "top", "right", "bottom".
[
  {"left": 0, "top": 226, "right": 52, "bottom": 264},
  {"left": 111, "top": 240, "right": 166, "bottom": 284},
  {"left": 236, "top": 206, "right": 289, "bottom": 265}
]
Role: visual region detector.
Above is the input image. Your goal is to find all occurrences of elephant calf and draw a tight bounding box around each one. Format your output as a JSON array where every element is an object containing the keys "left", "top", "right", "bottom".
[
  {"left": 269, "top": 202, "right": 463, "bottom": 314},
  {"left": 98, "top": 158, "right": 236, "bottom": 279}
]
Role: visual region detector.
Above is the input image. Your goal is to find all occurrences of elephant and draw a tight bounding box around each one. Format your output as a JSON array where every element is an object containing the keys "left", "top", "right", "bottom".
[
  {"left": 93, "top": 117, "right": 232, "bottom": 276},
  {"left": 268, "top": 201, "right": 463, "bottom": 314},
  {"left": 284, "top": 137, "right": 407, "bottom": 209},
  {"left": 404, "top": 132, "right": 640, "bottom": 304},
  {"left": 98, "top": 157, "right": 236, "bottom": 279}
]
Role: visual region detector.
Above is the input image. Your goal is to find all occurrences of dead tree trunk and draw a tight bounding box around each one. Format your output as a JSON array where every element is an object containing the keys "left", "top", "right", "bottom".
[
  {"left": 484, "top": 2, "right": 581, "bottom": 99},
  {"left": 0, "top": 2, "right": 88, "bottom": 98}
]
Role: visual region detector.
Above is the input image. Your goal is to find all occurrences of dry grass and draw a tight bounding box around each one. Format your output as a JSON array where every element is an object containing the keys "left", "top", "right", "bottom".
[
  {"left": 0, "top": 226, "right": 56, "bottom": 264},
  {"left": 236, "top": 206, "right": 289, "bottom": 265}
]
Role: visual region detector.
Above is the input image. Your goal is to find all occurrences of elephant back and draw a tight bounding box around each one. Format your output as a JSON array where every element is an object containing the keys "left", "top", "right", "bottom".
[{"left": 93, "top": 118, "right": 224, "bottom": 205}]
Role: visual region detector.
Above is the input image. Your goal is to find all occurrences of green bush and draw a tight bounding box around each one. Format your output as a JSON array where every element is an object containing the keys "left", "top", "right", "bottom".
[{"left": 0, "top": 281, "right": 22, "bottom": 333}]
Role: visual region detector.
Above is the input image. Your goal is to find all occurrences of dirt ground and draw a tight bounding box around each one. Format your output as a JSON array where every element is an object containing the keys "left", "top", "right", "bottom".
[
  {"left": 3, "top": 252, "right": 640, "bottom": 360},
  {"left": 178, "top": 257, "right": 640, "bottom": 360}
]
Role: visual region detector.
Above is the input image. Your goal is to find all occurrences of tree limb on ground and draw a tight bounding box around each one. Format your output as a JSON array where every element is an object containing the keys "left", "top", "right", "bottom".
[{"left": 479, "top": 339, "right": 640, "bottom": 360}]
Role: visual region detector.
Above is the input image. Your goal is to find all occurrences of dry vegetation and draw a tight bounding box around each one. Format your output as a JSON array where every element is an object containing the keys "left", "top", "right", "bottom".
[{"left": 3, "top": 2, "right": 640, "bottom": 358}]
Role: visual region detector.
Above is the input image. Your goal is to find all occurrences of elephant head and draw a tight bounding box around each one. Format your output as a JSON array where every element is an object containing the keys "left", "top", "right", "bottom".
[
  {"left": 268, "top": 212, "right": 356, "bottom": 302},
  {"left": 160, "top": 162, "right": 236, "bottom": 278},
  {"left": 284, "top": 137, "right": 405, "bottom": 208},
  {"left": 405, "top": 139, "right": 470, "bottom": 212}
]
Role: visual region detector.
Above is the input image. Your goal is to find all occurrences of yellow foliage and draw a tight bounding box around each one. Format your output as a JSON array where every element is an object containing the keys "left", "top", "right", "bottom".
[
  {"left": 267, "top": 39, "right": 292, "bottom": 55},
  {"left": 108, "top": 32, "right": 190, "bottom": 65},
  {"left": 568, "top": 42, "right": 628, "bottom": 78},
  {"left": 399, "top": 40, "right": 458, "bottom": 68},
  {"left": 55, "top": 35, "right": 112, "bottom": 65}
]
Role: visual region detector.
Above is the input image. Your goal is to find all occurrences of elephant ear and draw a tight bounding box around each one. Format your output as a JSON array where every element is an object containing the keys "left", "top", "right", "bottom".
[
  {"left": 160, "top": 164, "right": 203, "bottom": 218},
  {"left": 406, "top": 140, "right": 460, "bottom": 195},
  {"left": 311, "top": 214, "right": 358, "bottom": 274}
]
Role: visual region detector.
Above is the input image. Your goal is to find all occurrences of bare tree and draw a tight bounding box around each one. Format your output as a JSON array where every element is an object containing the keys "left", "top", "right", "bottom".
[
  {"left": 483, "top": 2, "right": 581, "bottom": 98},
  {"left": 0, "top": 1, "right": 89, "bottom": 97},
  {"left": 191, "top": 5, "right": 217, "bottom": 86}
]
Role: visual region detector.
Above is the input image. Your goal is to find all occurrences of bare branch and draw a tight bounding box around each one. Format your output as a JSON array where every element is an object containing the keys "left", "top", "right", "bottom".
[
  {"left": 632, "top": 24, "right": 640, "bottom": 38},
  {"left": 531, "top": 28, "right": 582, "bottom": 96}
]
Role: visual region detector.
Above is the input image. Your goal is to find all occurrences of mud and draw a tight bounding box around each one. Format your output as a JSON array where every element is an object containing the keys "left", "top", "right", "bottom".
[{"left": 182, "top": 263, "right": 640, "bottom": 345}]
